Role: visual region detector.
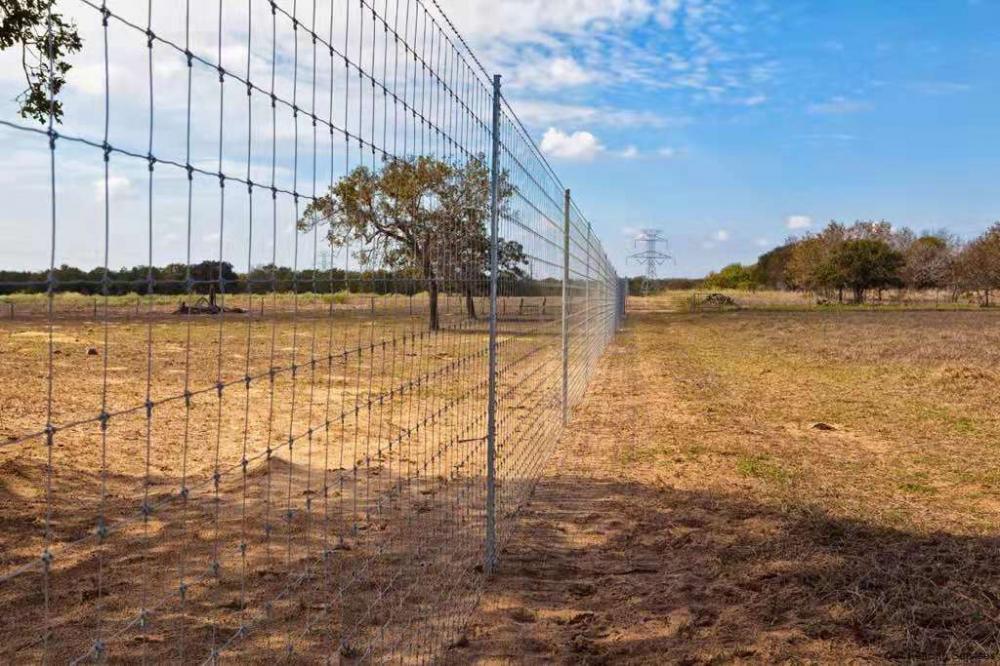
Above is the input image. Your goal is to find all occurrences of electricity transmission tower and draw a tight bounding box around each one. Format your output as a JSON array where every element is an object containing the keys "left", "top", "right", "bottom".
[{"left": 628, "top": 229, "right": 672, "bottom": 295}]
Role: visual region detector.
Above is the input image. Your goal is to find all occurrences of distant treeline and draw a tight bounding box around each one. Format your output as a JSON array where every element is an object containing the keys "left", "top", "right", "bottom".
[
  {"left": 703, "top": 221, "right": 1000, "bottom": 304},
  {"left": 0, "top": 261, "right": 559, "bottom": 297},
  {"left": 626, "top": 277, "right": 701, "bottom": 294}
]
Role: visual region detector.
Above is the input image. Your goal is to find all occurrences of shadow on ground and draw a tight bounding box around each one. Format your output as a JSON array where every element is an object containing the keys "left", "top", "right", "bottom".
[{"left": 454, "top": 474, "right": 1000, "bottom": 664}]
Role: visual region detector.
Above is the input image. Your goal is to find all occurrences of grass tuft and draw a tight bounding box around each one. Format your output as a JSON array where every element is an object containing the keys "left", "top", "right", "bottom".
[{"left": 736, "top": 455, "right": 790, "bottom": 484}]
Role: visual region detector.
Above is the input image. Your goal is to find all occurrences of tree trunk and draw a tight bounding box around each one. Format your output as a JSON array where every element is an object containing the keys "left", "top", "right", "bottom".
[
  {"left": 428, "top": 278, "right": 440, "bottom": 331},
  {"left": 464, "top": 283, "right": 477, "bottom": 320},
  {"left": 838, "top": 287, "right": 844, "bottom": 304},
  {"left": 420, "top": 247, "right": 441, "bottom": 331},
  {"left": 854, "top": 286, "right": 865, "bottom": 304}
]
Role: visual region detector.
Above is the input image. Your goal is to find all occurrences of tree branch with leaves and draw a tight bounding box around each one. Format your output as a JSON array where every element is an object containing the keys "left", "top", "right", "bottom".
[
  {"left": 1, "top": 0, "right": 82, "bottom": 124},
  {"left": 300, "top": 155, "right": 526, "bottom": 331}
]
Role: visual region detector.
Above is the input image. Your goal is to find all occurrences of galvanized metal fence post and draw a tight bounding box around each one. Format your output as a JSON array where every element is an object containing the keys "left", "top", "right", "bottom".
[
  {"left": 485, "top": 73, "right": 502, "bottom": 575},
  {"left": 619, "top": 277, "right": 624, "bottom": 327},
  {"left": 562, "top": 190, "right": 571, "bottom": 425},
  {"left": 585, "top": 222, "right": 592, "bottom": 371}
]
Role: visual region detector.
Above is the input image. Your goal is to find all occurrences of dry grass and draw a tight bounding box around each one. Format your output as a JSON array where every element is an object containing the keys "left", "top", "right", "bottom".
[
  {"left": 7, "top": 291, "right": 999, "bottom": 662},
  {"left": 0, "top": 292, "right": 561, "bottom": 662},
  {"left": 636, "top": 288, "right": 982, "bottom": 313},
  {"left": 637, "top": 308, "right": 1000, "bottom": 534},
  {"left": 459, "top": 302, "right": 1000, "bottom": 663}
]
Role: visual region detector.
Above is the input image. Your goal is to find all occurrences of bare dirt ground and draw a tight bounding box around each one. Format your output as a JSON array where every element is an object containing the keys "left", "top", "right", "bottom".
[{"left": 454, "top": 307, "right": 1000, "bottom": 664}]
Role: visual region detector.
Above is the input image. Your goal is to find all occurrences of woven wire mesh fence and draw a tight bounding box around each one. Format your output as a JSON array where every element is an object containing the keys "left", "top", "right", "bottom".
[{"left": 0, "top": 0, "right": 624, "bottom": 661}]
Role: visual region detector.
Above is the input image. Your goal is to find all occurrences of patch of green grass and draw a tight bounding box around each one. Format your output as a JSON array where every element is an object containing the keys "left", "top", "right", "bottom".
[
  {"left": 902, "top": 403, "right": 974, "bottom": 436},
  {"left": 952, "top": 417, "right": 977, "bottom": 434},
  {"left": 736, "top": 455, "right": 790, "bottom": 484},
  {"left": 899, "top": 481, "right": 938, "bottom": 495},
  {"left": 897, "top": 471, "right": 938, "bottom": 495},
  {"left": 326, "top": 289, "right": 353, "bottom": 305}
]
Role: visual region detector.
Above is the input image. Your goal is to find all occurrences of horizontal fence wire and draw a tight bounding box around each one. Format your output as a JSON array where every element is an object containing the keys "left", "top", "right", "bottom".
[{"left": 0, "top": 0, "right": 626, "bottom": 662}]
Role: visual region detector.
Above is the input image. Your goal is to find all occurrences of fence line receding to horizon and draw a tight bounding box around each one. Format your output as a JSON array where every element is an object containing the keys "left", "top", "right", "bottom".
[{"left": 0, "top": 0, "right": 624, "bottom": 661}]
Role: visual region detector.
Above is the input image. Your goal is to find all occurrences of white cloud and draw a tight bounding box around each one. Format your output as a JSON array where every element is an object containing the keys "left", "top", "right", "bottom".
[
  {"left": 440, "top": 0, "right": 679, "bottom": 43},
  {"left": 442, "top": 0, "right": 775, "bottom": 105},
  {"left": 908, "top": 81, "right": 972, "bottom": 96},
  {"left": 712, "top": 230, "right": 730, "bottom": 242},
  {"left": 787, "top": 215, "right": 812, "bottom": 230},
  {"left": 509, "top": 55, "right": 601, "bottom": 90},
  {"left": 539, "top": 128, "right": 605, "bottom": 161},
  {"left": 512, "top": 99, "right": 680, "bottom": 128},
  {"left": 754, "top": 237, "right": 770, "bottom": 248},
  {"left": 657, "top": 147, "right": 678, "bottom": 158},
  {"left": 94, "top": 176, "right": 134, "bottom": 202},
  {"left": 655, "top": 0, "right": 684, "bottom": 28},
  {"left": 807, "top": 96, "right": 872, "bottom": 115},
  {"left": 618, "top": 146, "right": 640, "bottom": 159},
  {"left": 799, "top": 133, "right": 857, "bottom": 142}
]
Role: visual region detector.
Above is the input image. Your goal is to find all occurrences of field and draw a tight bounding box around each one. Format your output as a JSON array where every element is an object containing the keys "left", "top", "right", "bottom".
[
  {"left": 458, "top": 295, "right": 1000, "bottom": 663},
  {"left": 5, "top": 289, "right": 999, "bottom": 663},
  {"left": 0, "top": 291, "right": 587, "bottom": 662}
]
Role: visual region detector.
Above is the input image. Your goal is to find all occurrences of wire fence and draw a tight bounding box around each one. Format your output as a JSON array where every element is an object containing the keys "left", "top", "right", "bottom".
[{"left": 0, "top": 0, "right": 624, "bottom": 661}]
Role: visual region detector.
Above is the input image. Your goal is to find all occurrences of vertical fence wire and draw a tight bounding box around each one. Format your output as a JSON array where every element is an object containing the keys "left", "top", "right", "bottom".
[{"left": 0, "top": 0, "right": 624, "bottom": 662}]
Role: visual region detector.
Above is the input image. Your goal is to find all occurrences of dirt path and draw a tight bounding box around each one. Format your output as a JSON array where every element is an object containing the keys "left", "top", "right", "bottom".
[{"left": 447, "top": 312, "right": 1000, "bottom": 664}]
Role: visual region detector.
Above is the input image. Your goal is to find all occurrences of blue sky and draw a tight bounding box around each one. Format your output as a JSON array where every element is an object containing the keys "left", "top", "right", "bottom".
[
  {"left": 0, "top": 0, "right": 997, "bottom": 278},
  {"left": 447, "top": 0, "right": 1000, "bottom": 276}
]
